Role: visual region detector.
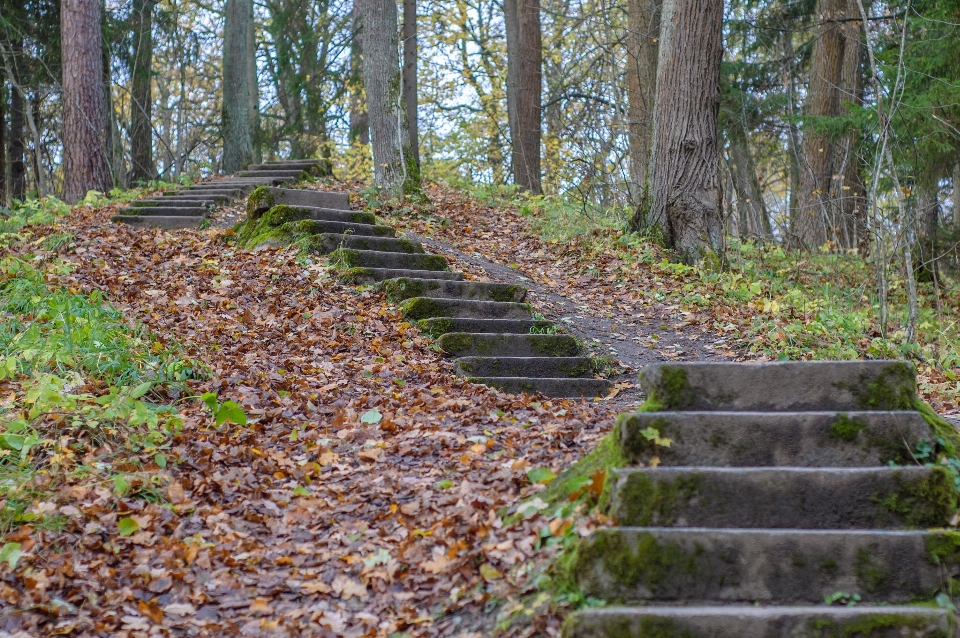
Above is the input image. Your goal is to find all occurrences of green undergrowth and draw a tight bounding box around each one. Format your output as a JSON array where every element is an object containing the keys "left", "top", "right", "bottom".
[{"left": 0, "top": 196, "right": 207, "bottom": 531}]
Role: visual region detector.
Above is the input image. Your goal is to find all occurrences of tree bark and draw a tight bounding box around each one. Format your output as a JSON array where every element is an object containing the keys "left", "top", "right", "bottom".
[
  {"left": 102, "top": 34, "right": 121, "bottom": 188},
  {"left": 0, "top": 86, "right": 5, "bottom": 205},
  {"left": 402, "top": 0, "right": 419, "bottom": 167},
  {"left": 348, "top": 3, "right": 369, "bottom": 146},
  {"left": 9, "top": 40, "right": 26, "bottom": 202},
  {"left": 129, "top": 0, "right": 156, "bottom": 182},
  {"left": 222, "top": 0, "right": 254, "bottom": 173},
  {"left": 726, "top": 121, "right": 771, "bottom": 240},
  {"left": 836, "top": 0, "right": 867, "bottom": 253},
  {"left": 61, "top": 0, "right": 112, "bottom": 203},
  {"left": 361, "top": 0, "right": 421, "bottom": 198},
  {"left": 247, "top": 0, "right": 261, "bottom": 163},
  {"left": 504, "top": 0, "right": 541, "bottom": 194},
  {"left": 954, "top": 162, "right": 960, "bottom": 231},
  {"left": 646, "top": 0, "right": 724, "bottom": 263},
  {"left": 625, "top": 0, "right": 660, "bottom": 205}
]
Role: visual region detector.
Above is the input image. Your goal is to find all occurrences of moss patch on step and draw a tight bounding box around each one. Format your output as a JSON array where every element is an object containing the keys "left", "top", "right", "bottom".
[
  {"left": 640, "top": 366, "right": 694, "bottom": 411},
  {"left": 838, "top": 361, "right": 917, "bottom": 411},
  {"left": 915, "top": 398, "right": 960, "bottom": 457},
  {"left": 400, "top": 297, "right": 449, "bottom": 320},
  {"left": 246, "top": 186, "right": 276, "bottom": 220},
  {"left": 611, "top": 471, "right": 703, "bottom": 527},
  {"left": 871, "top": 466, "right": 956, "bottom": 528},
  {"left": 806, "top": 613, "right": 950, "bottom": 638}
]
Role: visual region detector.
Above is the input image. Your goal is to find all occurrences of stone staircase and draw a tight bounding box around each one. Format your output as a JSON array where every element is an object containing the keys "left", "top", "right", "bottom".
[
  {"left": 564, "top": 360, "right": 958, "bottom": 637},
  {"left": 112, "top": 159, "right": 325, "bottom": 229},
  {"left": 243, "top": 186, "right": 614, "bottom": 398}
]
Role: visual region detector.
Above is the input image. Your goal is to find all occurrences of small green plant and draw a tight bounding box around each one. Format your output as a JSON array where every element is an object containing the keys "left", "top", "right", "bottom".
[
  {"left": 199, "top": 393, "right": 247, "bottom": 427},
  {"left": 824, "top": 591, "right": 861, "bottom": 606}
]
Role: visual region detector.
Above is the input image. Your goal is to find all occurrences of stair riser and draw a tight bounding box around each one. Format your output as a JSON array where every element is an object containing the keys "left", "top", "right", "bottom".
[
  {"left": 330, "top": 249, "right": 447, "bottom": 271},
  {"left": 641, "top": 361, "right": 917, "bottom": 412},
  {"left": 610, "top": 467, "right": 954, "bottom": 529},
  {"left": 564, "top": 607, "right": 954, "bottom": 638},
  {"left": 248, "top": 187, "right": 351, "bottom": 215},
  {"left": 468, "top": 377, "right": 612, "bottom": 397},
  {"left": 340, "top": 268, "right": 463, "bottom": 284},
  {"left": 574, "top": 528, "right": 953, "bottom": 604},
  {"left": 438, "top": 333, "right": 579, "bottom": 357},
  {"left": 399, "top": 297, "right": 530, "bottom": 320},
  {"left": 111, "top": 215, "right": 203, "bottom": 229},
  {"left": 118, "top": 207, "right": 207, "bottom": 216},
  {"left": 307, "top": 234, "right": 422, "bottom": 254},
  {"left": 236, "top": 170, "right": 305, "bottom": 178},
  {"left": 618, "top": 411, "right": 935, "bottom": 467},
  {"left": 294, "top": 221, "right": 394, "bottom": 237},
  {"left": 454, "top": 356, "right": 593, "bottom": 378},
  {"left": 381, "top": 278, "right": 526, "bottom": 303},
  {"left": 418, "top": 318, "right": 552, "bottom": 337}
]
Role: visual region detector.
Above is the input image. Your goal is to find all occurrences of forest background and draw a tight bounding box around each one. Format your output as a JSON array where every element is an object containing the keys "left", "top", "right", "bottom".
[{"left": 2, "top": 0, "right": 960, "bottom": 407}]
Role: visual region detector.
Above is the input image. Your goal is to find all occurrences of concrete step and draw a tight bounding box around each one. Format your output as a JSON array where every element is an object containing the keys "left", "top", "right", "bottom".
[
  {"left": 380, "top": 278, "right": 527, "bottom": 303},
  {"left": 307, "top": 233, "right": 422, "bottom": 254},
  {"left": 296, "top": 206, "right": 376, "bottom": 224},
  {"left": 617, "top": 411, "right": 934, "bottom": 467},
  {"left": 468, "top": 376, "right": 612, "bottom": 397},
  {"left": 340, "top": 268, "right": 464, "bottom": 284},
  {"left": 399, "top": 298, "right": 531, "bottom": 320},
  {"left": 329, "top": 249, "right": 447, "bottom": 271},
  {"left": 417, "top": 317, "right": 552, "bottom": 337},
  {"left": 248, "top": 187, "right": 351, "bottom": 216},
  {"left": 117, "top": 206, "right": 208, "bottom": 216},
  {"left": 640, "top": 361, "right": 916, "bottom": 412},
  {"left": 164, "top": 189, "right": 243, "bottom": 198},
  {"left": 247, "top": 161, "right": 320, "bottom": 172},
  {"left": 111, "top": 215, "right": 204, "bottom": 229},
  {"left": 236, "top": 169, "right": 306, "bottom": 179},
  {"left": 609, "top": 466, "right": 953, "bottom": 529},
  {"left": 563, "top": 606, "right": 954, "bottom": 638},
  {"left": 455, "top": 356, "right": 594, "bottom": 378},
  {"left": 572, "top": 527, "right": 954, "bottom": 604},
  {"left": 292, "top": 220, "right": 395, "bottom": 237},
  {"left": 437, "top": 332, "right": 580, "bottom": 357},
  {"left": 133, "top": 199, "right": 217, "bottom": 208}
]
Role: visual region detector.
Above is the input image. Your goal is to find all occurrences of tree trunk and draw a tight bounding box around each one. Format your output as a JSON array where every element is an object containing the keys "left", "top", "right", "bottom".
[
  {"left": 222, "top": 0, "right": 254, "bottom": 173},
  {"left": 129, "top": 0, "right": 156, "bottom": 182},
  {"left": 646, "top": 0, "right": 724, "bottom": 263},
  {"left": 954, "top": 162, "right": 960, "bottom": 231},
  {"left": 402, "top": 0, "right": 419, "bottom": 167},
  {"left": 782, "top": 31, "right": 802, "bottom": 233},
  {"left": 795, "top": 0, "right": 845, "bottom": 249},
  {"left": 102, "top": 34, "right": 121, "bottom": 188},
  {"left": 504, "top": 0, "right": 541, "bottom": 194},
  {"left": 836, "top": 0, "right": 867, "bottom": 253},
  {"left": 61, "top": 0, "right": 112, "bottom": 203},
  {"left": 361, "top": 0, "right": 421, "bottom": 198},
  {"left": 348, "top": 3, "right": 369, "bottom": 146},
  {"left": 726, "top": 121, "right": 771, "bottom": 240},
  {"left": 0, "top": 86, "right": 5, "bottom": 205},
  {"left": 247, "top": 0, "right": 261, "bottom": 163},
  {"left": 9, "top": 41, "right": 26, "bottom": 202},
  {"left": 625, "top": 0, "right": 660, "bottom": 205}
]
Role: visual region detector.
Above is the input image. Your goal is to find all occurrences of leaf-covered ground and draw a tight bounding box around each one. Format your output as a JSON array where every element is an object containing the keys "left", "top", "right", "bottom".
[{"left": 0, "top": 195, "right": 622, "bottom": 637}]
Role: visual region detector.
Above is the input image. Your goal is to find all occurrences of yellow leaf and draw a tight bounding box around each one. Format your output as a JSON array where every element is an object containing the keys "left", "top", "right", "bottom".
[{"left": 479, "top": 564, "right": 501, "bottom": 581}]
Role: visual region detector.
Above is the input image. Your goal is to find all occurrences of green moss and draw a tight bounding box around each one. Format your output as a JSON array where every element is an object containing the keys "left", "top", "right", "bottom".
[
  {"left": 807, "top": 613, "right": 949, "bottom": 638},
  {"left": 489, "top": 284, "right": 527, "bottom": 303},
  {"left": 854, "top": 547, "right": 890, "bottom": 593},
  {"left": 530, "top": 335, "right": 580, "bottom": 357},
  {"left": 417, "top": 317, "right": 456, "bottom": 338},
  {"left": 830, "top": 414, "right": 868, "bottom": 441},
  {"left": 925, "top": 531, "right": 960, "bottom": 566},
  {"left": 246, "top": 186, "right": 275, "bottom": 220},
  {"left": 337, "top": 267, "right": 376, "bottom": 284},
  {"left": 915, "top": 398, "right": 960, "bottom": 457},
  {"left": 613, "top": 471, "right": 702, "bottom": 526},
  {"left": 642, "top": 366, "right": 694, "bottom": 410},
  {"left": 620, "top": 414, "right": 673, "bottom": 459},
  {"left": 260, "top": 204, "right": 311, "bottom": 226},
  {"left": 438, "top": 333, "right": 496, "bottom": 356},
  {"left": 535, "top": 428, "right": 629, "bottom": 516},
  {"left": 380, "top": 278, "right": 426, "bottom": 302},
  {"left": 842, "top": 361, "right": 917, "bottom": 410},
  {"left": 399, "top": 297, "right": 448, "bottom": 320},
  {"left": 871, "top": 466, "right": 956, "bottom": 528},
  {"left": 327, "top": 248, "right": 361, "bottom": 269}
]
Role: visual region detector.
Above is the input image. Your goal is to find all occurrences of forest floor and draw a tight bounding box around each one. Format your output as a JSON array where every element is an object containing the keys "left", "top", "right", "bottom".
[{"left": 0, "top": 181, "right": 957, "bottom": 638}]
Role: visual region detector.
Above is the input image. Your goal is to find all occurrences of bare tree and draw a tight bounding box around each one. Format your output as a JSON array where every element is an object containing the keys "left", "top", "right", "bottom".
[
  {"left": 222, "top": 0, "right": 255, "bottom": 172},
  {"left": 0, "top": 86, "right": 5, "bottom": 204},
  {"left": 61, "top": 0, "right": 111, "bottom": 203},
  {"left": 504, "top": 0, "right": 541, "bottom": 194},
  {"left": 361, "top": 0, "right": 421, "bottom": 198},
  {"left": 403, "top": 0, "right": 419, "bottom": 167},
  {"left": 625, "top": 0, "right": 660, "bottom": 204},
  {"left": 8, "top": 39, "right": 26, "bottom": 202},
  {"left": 645, "top": 0, "right": 724, "bottom": 263},
  {"left": 130, "top": 0, "right": 156, "bottom": 181}
]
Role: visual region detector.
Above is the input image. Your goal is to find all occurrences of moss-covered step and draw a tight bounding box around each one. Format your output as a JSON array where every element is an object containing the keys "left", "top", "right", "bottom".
[
  {"left": 618, "top": 411, "right": 935, "bottom": 467},
  {"left": 163, "top": 189, "right": 243, "bottom": 197},
  {"left": 455, "top": 356, "right": 594, "bottom": 378},
  {"left": 117, "top": 205, "right": 208, "bottom": 216},
  {"left": 111, "top": 215, "right": 204, "bottom": 229},
  {"left": 329, "top": 249, "right": 447, "bottom": 271},
  {"left": 236, "top": 169, "right": 307, "bottom": 179},
  {"left": 418, "top": 317, "right": 552, "bottom": 337},
  {"left": 307, "top": 234, "right": 423, "bottom": 254},
  {"left": 438, "top": 333, "right": 579, "bottom": 357},
  {"left": 292, "top": 220, "right": 395, "bottom": 237},
  {"left": 467, "top": 376, "right": 612, "bottom": 397},
  {"left": 249, "top": 204, "right": 376, "bottom": 225},
  {"left": 571, "top": 527, "right": 954, "bottom": 604},
  {"left": 609, "top": 466, "right": 955, "bottom": 529},
  {"left": 380, "top": 278, "right": 526, "bottom": 303},
  {"left": 246, "top": 160, "right": 321, "bottom": 173},
  {"left": 640, "top": 361, "right": 916, "bottom": 412},
  {"left": 136, "top": 196, "right": 226, "bottom": 205},
  {"left": 341, "top": 268, "right": 463, "bottom": 284},
  {"left": 563, "top": 606, "right": 954, "bottom": 638},
  {"left": 247, "top": 186, "right": 351, "bottom": 217},
  {"left": 399, "top": 298, "right": 530, "bottom": 320}
]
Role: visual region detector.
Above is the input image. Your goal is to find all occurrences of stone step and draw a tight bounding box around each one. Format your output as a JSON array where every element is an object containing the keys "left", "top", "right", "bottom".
[
  {"left": 417, "top": 317, "right": 552, "bottom": 337},
  {"left": 294, "top": 220, "right": 395, "bottom": 237},
  {"left": 247, "top": 161, "right": 320, "bottom": 172},
  {"left": 329, "top": 249, "right": 447, "bottom": 271},
  {"left": 618, "top": 411, "right": 934, "bottom": 467},
  {"left": 294, "top": 206, "right": 376, "bottom": 224},
  {"left": 133, "top": 199, "right": 216, "bottom": 207},
  {"left": 467, "top": 376, "right": 612, "bottom": 397},
  {"left": 380, "top": 278, "right": 526, "bottom": 303},
  {"left": 437, "top": 333, "right": 580, "bottom": 357},
  {"left": 248, "top": 187, "right": 351, "bottom": 215},
  {"left": 236, "top": 169, "right": 306, "bottom": 179},
  {"left": 455, "top": 356, "right": 594, "bottom": 378},
  {"left": 572, "top": 527, "right": 954, "bottom": 604},
  {"left": 563, "top": 606, "right": 954, "bottom": 638},
  {"left": 164, "top": 189, "right": 243, "bottom": 197},
  {"left": 340, "top": 268, "right": 464, "bottom": 284},
  {"left": 609, "top": 466, "right": 953, "bottom": 529},
  {"left": 309, "top": 234, "right": 422, "bottom": 254},
  {"left": 399, "top": 297, "right": 530, "bottom": 320},
  {"left": 640, "top": 361, "right": 916, "bottom": 412},
  {"left": 111, "top": 215, "right": 203, "bottom": 229},
  {"left": 117, "top": 206, "right": 208, "bottom": 216}
]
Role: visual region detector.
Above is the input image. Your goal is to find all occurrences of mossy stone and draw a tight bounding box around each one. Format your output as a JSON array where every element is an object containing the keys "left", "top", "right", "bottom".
[
  {"left": 842, "top": 361, "right": 917, "bottom": 410},
  {"left": 246, "top": 186, "right": 275, "bottom": 220},
  {"left": 871, "top": 466, "right": 956, "bottom": 528},
  {"left": 807, "top": 614, "right": 950, "bottom": 638},
  {"left": 642, "top": 366, "right": 694, "bottom": 410},
  {"left": 489, "top": 284, "right": 526, "bottom": 303},
  {"left": 399, "top": 297, "right": 448, "bottom": 320}
]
